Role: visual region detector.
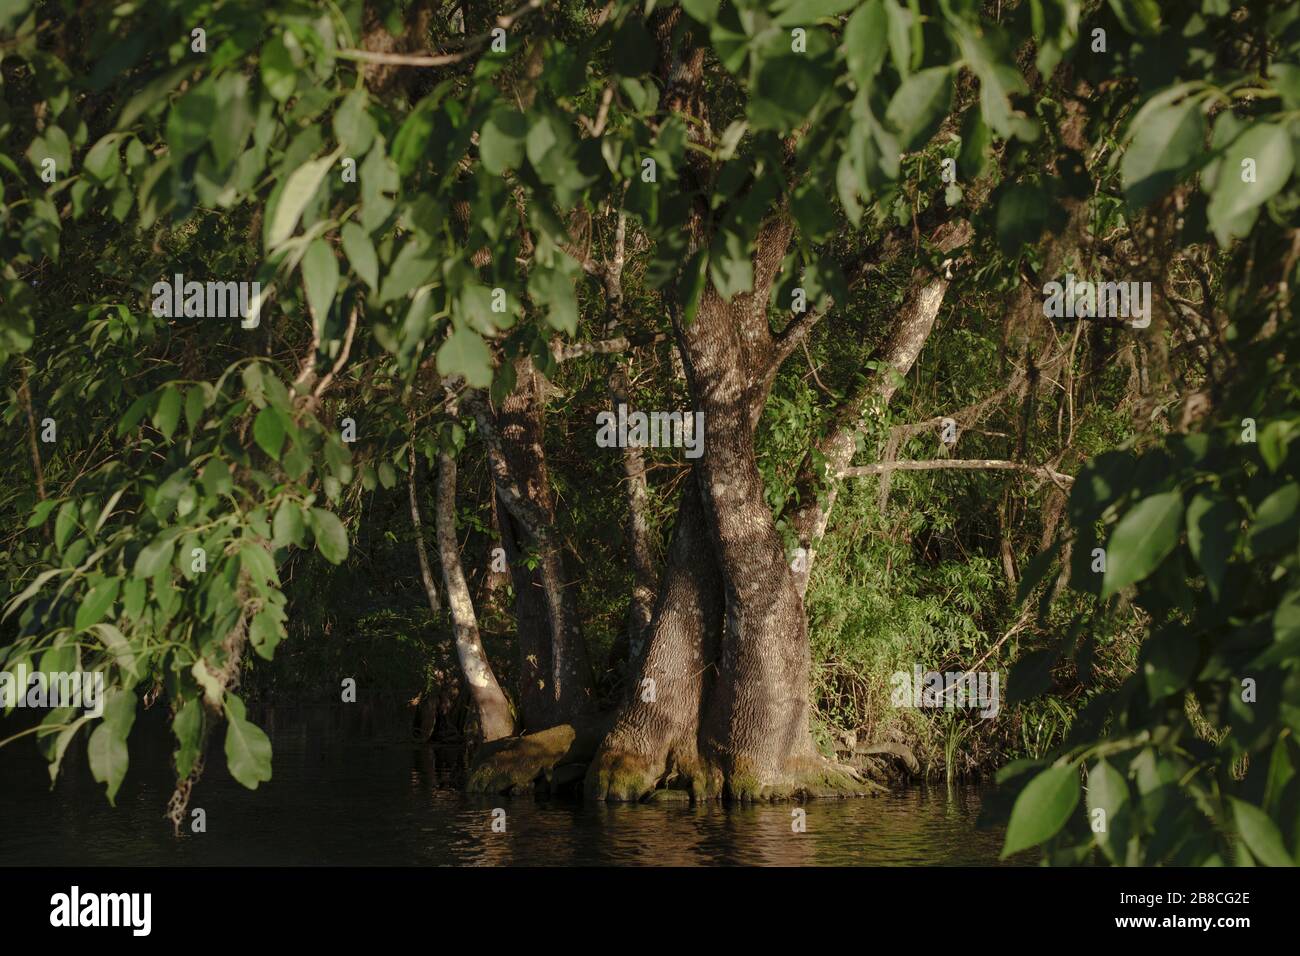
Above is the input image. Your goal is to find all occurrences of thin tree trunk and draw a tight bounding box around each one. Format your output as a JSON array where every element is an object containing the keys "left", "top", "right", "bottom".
[
  {"left": 433, "top": 450, "right": 514, "bottom": 742},
  {"left": 783, "top": 220, "right": 970, "bottom": 596}
]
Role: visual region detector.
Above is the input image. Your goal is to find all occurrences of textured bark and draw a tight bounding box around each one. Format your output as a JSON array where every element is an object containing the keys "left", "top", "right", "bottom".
[
  {"left": 678, "top": 274, "right": 825, "bottom": 798},
  {"left": 607, "top": 364, "right": 657, "bottom": 666},
  {"left": 485, "top": 359, "right": 596, "bottom": 723},
  {"left": 586, "top": 473, "right": 723, "bottom": 799},
  {"left": 434, "top": 450, "right": 514, "bottom": 742}
]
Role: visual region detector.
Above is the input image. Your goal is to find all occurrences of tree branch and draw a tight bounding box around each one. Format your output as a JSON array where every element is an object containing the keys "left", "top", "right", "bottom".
[{"left": 839, "top": 458, "right": 1074, "bottom": 486}]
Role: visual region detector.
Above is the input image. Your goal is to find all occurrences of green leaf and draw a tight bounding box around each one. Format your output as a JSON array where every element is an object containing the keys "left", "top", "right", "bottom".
[
  {"left": 1086, "top": 759, "right": 1132, "bottom": 864},
  {"left": 260, "top": 35, "right": 296, "bottom": 102},
  {"left": 172, "top": 697, "right": 202, "bottom": 778},
  {"left": 75, "top": 577, "right": 119, "bottom": 631},
  {"left": 844, "top": 0, "right": 887, "bottom": 88},
  {"left": 54, "top": 501, "right": 78, "bottom": 553},
  {"left": 436, "top": 325, "right": 494, "bottom": 388},
  {"left": 1002, "top": 764, "right": 1080, "bottom": 858},
  {"left": 267, "top": 153, "right": 333, "bottom": 250},
  {"left": 1208, "top": 123, "right": 1295, "bottom": 246},
  {"left": 301, "top": 238, "right": 338, "bottom": 328},
  {"left": 1249, "top": 483, "right": 1299, "bottom": 557},
  {"left": 133, "top": 532, "right": 177, "bottom": 578},
  {"left": 191, "top": 658, "right": 223, "bottom": 709},
  {"left": 272, "top": 501, "right": 305, "bottom": 549},
  {"left": 333, "top": 89, "right": 376, "bottom": 154},
  {"left": 1101, "top": 491, "right": 1184, "bottom": 599},
  {"left": 885, "top": 67, "right": 953, "bottom": 153},
  {"left": 309, "top": 508, "right": 349, "bottom": 564},
  {"left": 87, "top": 688, "right": 137, "bottom": 805},
  {"left": 341, "top": 221, "right": 378, "bottom": 290},
  {"left": 1186, "top": 492, "right": 1238, "bottom": 600},
  {"left": 1122, "top": 96, "right": 1205, "bottom": 208},
  {"left": 479, "top": 108, "right": 527, "bottom": 175},
  {"left": 1108, "top": 0, "right": 1161, "bottom": 36},
  {"left": 253, "top": 406, "right": 286, "bottom": 461},
  {"left": 152, "top": 386, "right": 182, "bottom": 441},
  {"left": 1230, "top": 798, "right": 1293, "bottom": 866},
  {"left": 958, "top": 107, "right": 991, "bottom": 181},
  {"left": 224, "top": 693, "right": 272, "bottom": 789},
  {"left": 883, "top": 0, "right": 912, "bottom": 77}
]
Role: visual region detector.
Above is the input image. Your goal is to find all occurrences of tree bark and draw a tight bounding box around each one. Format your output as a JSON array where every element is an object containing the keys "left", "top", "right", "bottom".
[
  {"left": 434, "top": 450, "right": 515, "bottom": 742},
  {"left": 475, "top": 359, "right": 596, "bottom": 725}
]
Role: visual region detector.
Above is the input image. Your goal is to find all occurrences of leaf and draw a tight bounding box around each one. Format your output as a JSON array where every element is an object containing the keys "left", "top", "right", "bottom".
[
  {"left": 1208, "top": 123, "right": 1295, "bottom": 246},
  {"left": 341, "top": 221, "right": 378, "bottom": 290},
  {"left": 192, "top": 658, "right": 224, "bottom": 709},
  {"left": 958, "top": 107, "right": 991, "bottom": 181},
  {"left": 133, "top": 533, "right": 177, "bottom": 578},
  {"left": 260, "top": 35, "right": 296, "bottom": 102},
  {"left": 224, "top": 693, "right": 272, "bottom": 790},
  {"left": 885, "top": 67, "right": 953, "bottom": 153},
  {"left": 87, "top": 721, "right": 130, "bottom": 804},
  {"left": 1249, "top": 482, "right": 1300, "bottom": 557},
  {"left": 479, "top": 108, "right": 527, "bottom": 175},
  {"left": 152, "top": 385, "right": 181, "bottom": 440},
  {"left": 1121, "top": 96, "right": 1205, "bottom": 208},
  {"left": 333, "top": 89, "right": 376, "bottom": 154},
  {"left": 172, "top": 698, "right": 202, "bottom": 778},
  {"left": 1186, "top": 492, "right": 1238, "bottom": 600},
  {"left": 54, "top": 500, "right": 77, "bottom": 553},
  {"left": 309, "top": 508, "right": 349, "bottom": 564},
  {"left": 253, "top": 406, "right": 286, "bottom": 462},
  {"left": 883, "top": 0, "right": 912, "bottom": 77},
  {"left": 272, "top": 501, "right": 305, "bottom": 549},
  {"left": 88, "top": 687, "right": 137, "bottom": 805},
  {"left": 436, "top": 325, "right": 494, "bottom": 389},
  {"left": 1230, "top": 798, "right": 1293, "bottom": 867},
  {"left": 1086, "top": 759, "right": 1131, "bottom": 864},
  {"left": 267, "top": 153, "right": 333, "bottom": 250},
  {"left": 1108, "top": 0, "right": 1161, "bottom": 36},
  {"left": 301, "top": 238, "right": 338, "bottom": 328},
  {"left": 75, "top": 577, "right": 119, "bottom": 631},
  {"left": 1002, "top": 764, "right": 1080, "bottom": 858},
  {"left": 1101, "top": 491, "right": 1184, "bottom": 599}
]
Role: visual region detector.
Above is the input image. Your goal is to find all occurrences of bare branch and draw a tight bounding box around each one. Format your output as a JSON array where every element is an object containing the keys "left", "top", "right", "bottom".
[{"left": 840, "top": 458, "right": 1074, "bottom": 486}]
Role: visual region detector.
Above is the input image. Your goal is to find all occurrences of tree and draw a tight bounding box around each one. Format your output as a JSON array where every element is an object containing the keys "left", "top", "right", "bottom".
[{"left": 2, "top": 0, "right": 1298, "bottom": 865}]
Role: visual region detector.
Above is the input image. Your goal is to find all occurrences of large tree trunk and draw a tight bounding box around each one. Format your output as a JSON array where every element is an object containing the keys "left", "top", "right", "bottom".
[
  {"left": 434, "top": 450, "right": 515, "bottom": 742},
  {"left": 586, "top": 472, "right": 722, "bottom": 799},
  {"left": 677, "top": 279, "right": 824, "bottom": 799}
]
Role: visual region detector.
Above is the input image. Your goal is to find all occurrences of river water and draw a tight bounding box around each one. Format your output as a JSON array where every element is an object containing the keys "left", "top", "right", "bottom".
[{"left": 0, "top": 706, "right": 1014, "bottom": 866}]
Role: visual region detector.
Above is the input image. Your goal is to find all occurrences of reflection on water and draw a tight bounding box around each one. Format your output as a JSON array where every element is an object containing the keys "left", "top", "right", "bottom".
[{"left": 0, "top": 706, "right": 1013, "bottom": 866}]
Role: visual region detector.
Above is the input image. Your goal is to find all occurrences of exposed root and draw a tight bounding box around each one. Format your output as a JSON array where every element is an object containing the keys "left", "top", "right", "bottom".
[{"left": 465, "top": 715, "right": 612, "bottom": 795}]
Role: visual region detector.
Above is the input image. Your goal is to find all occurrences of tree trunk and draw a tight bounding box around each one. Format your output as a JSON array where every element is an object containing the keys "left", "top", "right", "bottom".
[
  {"left": 434, "top": 450, "right": 515, "bottom": 742},
  {"left": 586, "top": 472, "right": 723, "bottom": 799},
  {"left": 481, "top": 359, "right": 596, "bottom": 724}
]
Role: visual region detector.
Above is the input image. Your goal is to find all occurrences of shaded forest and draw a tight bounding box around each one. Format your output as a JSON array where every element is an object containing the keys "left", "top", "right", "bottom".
[{"left": 2, "top": 0, "right": 1298, "bottom": 865}]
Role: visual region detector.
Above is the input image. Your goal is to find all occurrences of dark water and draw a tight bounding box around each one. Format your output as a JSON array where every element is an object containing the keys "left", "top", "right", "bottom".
[{"left": 0, "top": 706, "right": 1012, "bottom": 866}]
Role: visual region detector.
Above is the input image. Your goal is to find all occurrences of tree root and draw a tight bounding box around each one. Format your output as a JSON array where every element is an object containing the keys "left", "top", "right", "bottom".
[{"left": 465, "top": 714, "right": 612, "bottom": 795}]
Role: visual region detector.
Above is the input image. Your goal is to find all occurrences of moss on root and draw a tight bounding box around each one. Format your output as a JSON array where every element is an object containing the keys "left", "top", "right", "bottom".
[{"left": 466, "top": 715, "right": 612, "bottom": 795}]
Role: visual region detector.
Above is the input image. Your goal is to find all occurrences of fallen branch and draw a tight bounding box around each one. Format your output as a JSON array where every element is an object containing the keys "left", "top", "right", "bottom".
[{"left": 839, "top": 458, "right": 1074, "bottom": 486}]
